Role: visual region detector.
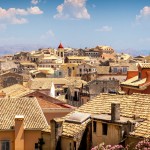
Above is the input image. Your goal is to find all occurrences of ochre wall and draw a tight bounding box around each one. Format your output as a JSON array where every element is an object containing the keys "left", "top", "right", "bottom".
[
  {"left": 44, "top": 111, "right": 72, "bottom": 124},
  {"left": 0, "top": 130, "right": 15, "bottom": 150},
  {"left": 0, "top": 130, "right": 51, "bottom": 150},
  {"left": 24, "top": 130, "right": 41, "bottom": 150},
  {"left": 41, "top": 132, "right": 51, "bottom": 150},
  {"left": 61, "top": 137, "right": 74, "bottom": 150},
  {"left": 92, "top": 121, "right": 121, "bottom": 147}
]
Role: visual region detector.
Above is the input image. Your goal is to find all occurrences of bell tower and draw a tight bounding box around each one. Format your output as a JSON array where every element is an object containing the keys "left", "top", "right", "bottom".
[{"left": 57, "top": 43, "right": 64, "bottom": 63}]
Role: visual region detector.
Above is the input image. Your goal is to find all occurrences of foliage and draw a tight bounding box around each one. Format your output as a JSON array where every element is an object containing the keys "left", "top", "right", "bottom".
[{"left": 91, "top": 139, "right": 150, "bottom": 150}]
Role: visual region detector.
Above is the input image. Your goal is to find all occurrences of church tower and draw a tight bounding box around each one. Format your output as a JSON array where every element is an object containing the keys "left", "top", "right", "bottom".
[{"left": 57, "top": 43, "right": 64, "bottom": 63}]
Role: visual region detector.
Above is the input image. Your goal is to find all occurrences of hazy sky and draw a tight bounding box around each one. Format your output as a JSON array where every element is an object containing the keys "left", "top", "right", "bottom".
[{"left": 0, "top": 0, "right": 150, "bottom": 54}]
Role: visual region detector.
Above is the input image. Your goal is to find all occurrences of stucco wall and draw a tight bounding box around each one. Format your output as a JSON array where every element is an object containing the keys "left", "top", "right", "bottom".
[
  {"left": 0, "top": 130, "right": 51, "bottom": 150},
  {"left": 92, "top": 121, "right": 121, "bottom": 147},
  {"left": 61, "top": 137, "right": 74, "bottom": 150},
  {"left": 0, "top": 130, "right": 15, "bottom": 150},
  {"left": 44, "top": 111, "right": 71, "bottom": 124},
  {"left": 24, "top": 130, "right": 41, "bottom": 150}
]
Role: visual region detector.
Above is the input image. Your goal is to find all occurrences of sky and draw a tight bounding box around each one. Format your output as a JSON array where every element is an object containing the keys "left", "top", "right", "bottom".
[{"left": 0, "top": 0, "right": 150, "bottom": 55}]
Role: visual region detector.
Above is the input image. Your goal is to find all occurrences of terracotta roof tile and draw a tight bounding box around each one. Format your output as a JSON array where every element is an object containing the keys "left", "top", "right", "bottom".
[
  {"left": 0, "top": 84, "right": 34, "bottom": 98},
  {"left": 139, "top": 63, "right": 150, "bottom": 69},
  {"left": 28, "top": 78, "right": 69, "bottom": 90},
  {"left": 0, "top": 97, "right": 49, "bottom": 131},
  {"left": 62, "top": 93, "right": 150, "bottom": 138}
]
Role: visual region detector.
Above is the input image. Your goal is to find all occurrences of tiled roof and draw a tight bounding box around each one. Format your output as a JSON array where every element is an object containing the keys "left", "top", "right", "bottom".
[
  {"left": 96, "top": 46, "right": 114, "bottom": 51},
  {"left": 130, "top": 120, "right": 150, "bottom": 138},
  {"left": 56, "top": 94, "right": 67, "bottom": 103},
  {"left": 0, "top": 84, "right": 34, "bottom": 98},
  {"left": 62, "top": 93, "right": 150, "bottom": 138},
  {"left": 38, "top": 67, "right": 54, "bottom": 74},
  {"left": 1, "top": 61, "right": 18, "bottom": 71},
  {"left": 67, "top": 56, "right": 90, "bottom": 60},
  {"left": 139, "top": 63, "right": 150, "bottom": 69},
  {"left": 65, "top": 79, "right": 87, "bottom": 88},
  {"left": 28, "top": 78, "right": 69, "bottom": 90},
  {"left": 62, "top": 119, "right": 90, "bottom": 138},
  {"left": 58, "top": 43, "right": 64, "bottom": 49},
  {"left": 96, "top": 66, "right": 110, "bottom": 74},
  {"left": 20, "top": 62, "right": 37, "bottom": 66},
  {"left": 101, "top": 53, "right": 115, "bottom": 60},
  {"left": 121, "top": 76, "right": 147, "bottom": 88},
  {"left": 76, "top": 94, "right": 150, "bottom": 118},
  {"left": 36, "top": 96, "right": 66, "bottom": 109},
  {"left": 0, "top": 97, "right": 49, "bottom": 131}
]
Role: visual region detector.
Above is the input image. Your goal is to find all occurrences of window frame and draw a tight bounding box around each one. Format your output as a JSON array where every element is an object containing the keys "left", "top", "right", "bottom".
[{"left": 0, "top": 140, "right": 10, "bottom": 150}]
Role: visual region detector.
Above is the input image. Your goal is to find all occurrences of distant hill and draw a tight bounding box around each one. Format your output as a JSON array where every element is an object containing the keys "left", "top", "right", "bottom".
[
  {"left": 117, "top": 49, "right": 150, "bottom": 56},
  {"left": 0, "top": 45, "right": 149, "bottom": 56},
  {"left": 0, "top": 44, "right": 47, "bottom": 55}
]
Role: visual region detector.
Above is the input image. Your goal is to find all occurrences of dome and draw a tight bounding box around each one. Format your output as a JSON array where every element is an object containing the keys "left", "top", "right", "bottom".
[{"left": 58, "top": 43, "right": 64, "bottom": 49}]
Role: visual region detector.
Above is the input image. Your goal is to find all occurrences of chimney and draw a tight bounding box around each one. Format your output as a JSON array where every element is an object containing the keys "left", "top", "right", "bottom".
[
  {"left": 15, "top": 115, "right": 24, "bottom": 150},
  {"left": 0, "top": 91, "right": 6, "bottom": 98},
  {"left": 111, "top": 103, "right": 120, "bottom": 122},
  {"left": 50, "top": 118, "right": 63, "bottom": 150}
]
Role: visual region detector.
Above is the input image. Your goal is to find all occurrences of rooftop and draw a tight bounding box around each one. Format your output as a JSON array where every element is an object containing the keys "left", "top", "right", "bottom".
[
  {"left": 61, "top": 93, "right": 150, "bottom": 138},
  {"left": 0, "top": 97, "right": 49, "bottom": 131},
  {"left": 28, "top": 78, "right": 69, "bottom": 90},
  {"left": 138, "top": 63, "right": 150, "bottom": 69},
  {"left": 0, "top": 84, "right": 33, "bottom": 98}
]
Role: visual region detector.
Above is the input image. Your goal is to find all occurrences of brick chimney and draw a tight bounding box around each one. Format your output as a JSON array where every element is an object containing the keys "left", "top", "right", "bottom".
[
  {"left": 111, "top": 103, "right": 120, "bottom": 122},
  {"left": 15, "top": 115, "right": 24, "bottom": 150}
]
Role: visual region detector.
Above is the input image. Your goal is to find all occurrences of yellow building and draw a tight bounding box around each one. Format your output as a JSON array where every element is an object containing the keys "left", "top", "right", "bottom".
[
  {"left": 51, "top": 93, "right": 150, "bottom": 150},
  {"left": 60, "top": 63, "right": 78, "bottom": 77}
]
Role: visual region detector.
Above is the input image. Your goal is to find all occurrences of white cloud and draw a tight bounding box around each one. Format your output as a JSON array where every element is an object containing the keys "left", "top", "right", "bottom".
[
  {"left": 54, "top": 0, "right": 90, "bottom": 20},
  {"left": 31, "top": 0, "right": 39, "bottom": 5},
  {"left": 136, "top": 6, "right": 150, "bottom": 21},
  {"left": 28, "top": 6, "right": 43, "bottom": 14},
  {"left": 0, "top": 7, "right": 43, "bottom": 25},
  {"left": 96, "top": 26, "right": 112, "bottom": 32},
  {"left": 11, "top": 18, "right": 28, "bottom": 24},
  {"left": 41, "top": 30, "right": 55, "bottom": 39}
]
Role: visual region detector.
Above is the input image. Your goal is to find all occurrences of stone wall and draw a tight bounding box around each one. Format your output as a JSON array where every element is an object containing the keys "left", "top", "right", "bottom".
[{"left": 0, "top": 72, "right": 23, "bottom": 89}]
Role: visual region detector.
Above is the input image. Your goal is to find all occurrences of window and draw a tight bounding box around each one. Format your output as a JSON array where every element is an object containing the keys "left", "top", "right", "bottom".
[
  {"left": 123, "top": 67, "right": 127, "bottom": 73},
  {"left": 113, "top": 67, "right": 118, "bottom": 73},
  {"left": 139, "top": 72, "right": 141, "bottom": 79},
  {"left": 102, "top": 123, "right": 108, "bottom": 135},
  {"left": 93, "top": 121, "right": 97, "bottom": 133},
  {"left": 70, "top": 143, "right": 72, "bottom": 150},
  {"left": 35, "top": 143, "right": 38, "bottom": 150},
  {"left": 0, "top": 140, "right": 10, "bottom": 150},
  {"left": 59, "top": 72, "right": 62, "bottom": 76},
  {"left": 72, "top": 67, "right": 74, "bottom": 70},
  {"left": 61, "top": 52, "right": 63, "bottom": 57},
  {"left": 74, "top": 141, "right": 76, "bottom": 150}
]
